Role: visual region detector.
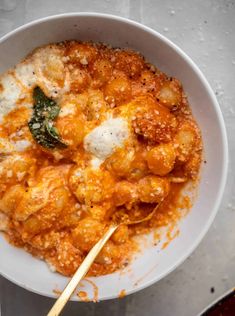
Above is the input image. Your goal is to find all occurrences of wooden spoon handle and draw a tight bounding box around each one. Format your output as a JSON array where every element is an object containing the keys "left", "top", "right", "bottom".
[{"left": 47, "top": 224, "right": 118, "bottom": 316}]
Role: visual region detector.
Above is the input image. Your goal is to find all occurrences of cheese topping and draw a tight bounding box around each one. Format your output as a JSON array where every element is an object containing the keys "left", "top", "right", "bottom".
[
  {"left": 0, "top": 138, "right": 15, "bottom": 153},
  {"left": 84, "top": 117, "right": 130, "bottom": 164},
  {"left": 0, "top": 74, "right": 22, "bottom": 122},
  {"left": 59, "top": 102, "right": 76, "bottom": 118},
  {"left": 0, "top": 138, "right": 31, "bottom": 153},
  {"left": 15, "top": 61, "right": 37, "bottom": 88},
  {"left": 34, "top": 46, "right": 70, "bottom": 98},
  {"left": 13, "top": 140, "right": 32, "bottom": 152}
]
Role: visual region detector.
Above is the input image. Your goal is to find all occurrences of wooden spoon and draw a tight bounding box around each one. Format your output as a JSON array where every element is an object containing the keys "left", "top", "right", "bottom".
[{"left": 47, "top": 204, "right": 159, "bottom": 316}]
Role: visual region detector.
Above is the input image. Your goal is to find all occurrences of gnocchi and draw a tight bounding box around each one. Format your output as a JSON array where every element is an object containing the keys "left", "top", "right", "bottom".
[
  {"left": 147, "top": 143, "right": 176, "bottom": 176},
  {"left": 157, "top": 78, "right": 182, "bottom": 109}
]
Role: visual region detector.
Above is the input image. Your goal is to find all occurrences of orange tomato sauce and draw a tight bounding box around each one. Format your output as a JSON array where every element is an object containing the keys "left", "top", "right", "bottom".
[{"left": 0, "top": 41, "right": 202, "bottom": 277}]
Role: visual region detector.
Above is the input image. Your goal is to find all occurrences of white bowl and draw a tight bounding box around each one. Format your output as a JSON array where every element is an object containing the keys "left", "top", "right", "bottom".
[{"left": 0, "top": 13, "right": 228, "bottom": 301}]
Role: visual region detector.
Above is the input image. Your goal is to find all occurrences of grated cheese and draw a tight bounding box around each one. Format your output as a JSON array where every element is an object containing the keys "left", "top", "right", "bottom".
[
  {"left": 0, "top": 138, "right": 15, "bottom": 153},
  {"left": 16, "top": 171, "right": 26, "bottom": 181},
  {"left": 80, "top": 56, "right": 88, "bottom": 65}
]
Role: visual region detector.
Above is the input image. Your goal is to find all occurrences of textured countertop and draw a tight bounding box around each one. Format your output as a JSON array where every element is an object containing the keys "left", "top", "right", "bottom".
[{"left": 0, "top": 1, "right": 235, "bottom": 315}]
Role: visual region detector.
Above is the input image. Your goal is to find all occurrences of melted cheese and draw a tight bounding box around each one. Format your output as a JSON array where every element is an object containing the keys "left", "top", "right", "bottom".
[
  {"left": 59, "top": 102, "right": 76, "bottom": 117},
  {"left": 0, "top": 74, "right": 22, "bottom": 122},
  {"left": 90, "top": 156, "right": 104, "bottom": 169},
  {"left": 0, "top": 137, "right": 31, "bottom": 153},
  {"left": 0, "top": 45, "right": 71, "bottom": 123},
  {"left": 84, "top": 117, "right": 129, "bottom": 166},
  {"left": 15, "top": 61, "right": 37, "bottom": 88},
  {"left": 34, "top": 46, "right": 70, "bottom": 98},
  {"left": 0, "top": 138, "right": 15, "bottom": 153},
  {"left": 13, "top": 140, "right": 32, "bottom": 152}
]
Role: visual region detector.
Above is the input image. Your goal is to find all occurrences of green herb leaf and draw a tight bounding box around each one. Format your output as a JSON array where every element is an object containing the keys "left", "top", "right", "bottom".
[{"left": 28, "top": 87, "right": 67, "bottom": 149}]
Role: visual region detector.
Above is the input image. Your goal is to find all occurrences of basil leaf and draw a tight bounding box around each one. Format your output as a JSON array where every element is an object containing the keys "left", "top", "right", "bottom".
[{"left": 28, "top": 87, "right": 67, "bottom": 149}]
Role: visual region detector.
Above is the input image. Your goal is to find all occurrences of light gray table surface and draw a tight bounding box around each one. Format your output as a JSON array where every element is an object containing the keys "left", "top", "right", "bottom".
[{"left": 0, "top": 1, "right": 234, "bottom": 315}]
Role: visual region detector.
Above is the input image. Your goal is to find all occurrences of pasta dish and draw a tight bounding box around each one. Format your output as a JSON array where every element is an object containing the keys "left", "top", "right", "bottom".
[{"left": 0, "top": 41, "right": 202, "bottom": 276}]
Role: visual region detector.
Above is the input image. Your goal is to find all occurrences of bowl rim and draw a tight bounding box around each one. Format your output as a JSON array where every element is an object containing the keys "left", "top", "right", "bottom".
[{"left": 0, "top": 12, "right": 229, "bottom": 301}]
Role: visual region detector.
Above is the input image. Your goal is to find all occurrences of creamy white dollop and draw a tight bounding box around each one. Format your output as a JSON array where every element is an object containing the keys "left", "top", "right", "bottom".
[
  {"left": 0, "top": 45, "right": 71, "bottom": 123},
  {"left": 13, "top": 140, "right": 32, "bottom": 152},
  {"left": 0, "top": 137, "right": 31, "bottom": 154},
  {"left": 0, "top": 74, "right": 22, "bottom": 122},
  {"left": 15, "top": 61, "right": 37, "bottom": 88},
  {"left": 59, "top": 102, "right": 76, "bottom": 118},
  {"left": 84, "top": 117, "right": 129, "bottom": 167}
]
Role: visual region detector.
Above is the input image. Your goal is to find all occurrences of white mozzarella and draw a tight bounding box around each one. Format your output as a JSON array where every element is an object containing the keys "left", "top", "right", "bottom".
[
  {"left": 15, "top": 61, "right": 37, "bottom": 88},
  {"left": 59, "top": 102, "right": 76, "bottom": 117},
  {"left": 0, "top": 138, "right": 15, "bottom": 153},
  {"left": 0, "top": 137, "right": 31, "bottom": 154},
  {"left": 0, "top": 212, "right": 8, "bottom": 231},
  {"left": 84, "top": 117, "right": 129, "bottom": 165},
  {"left": 0, "top": 74, "right": 22, "bottom": 122},
  {"left": 34, "top": 46, "right": 70, "bottom": 98},
  {"left": 13, "top": 140, "right": 32, "bottom": 152},
  {"left": 90, "top": 157, "right": 104, "bottom": 169}
]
